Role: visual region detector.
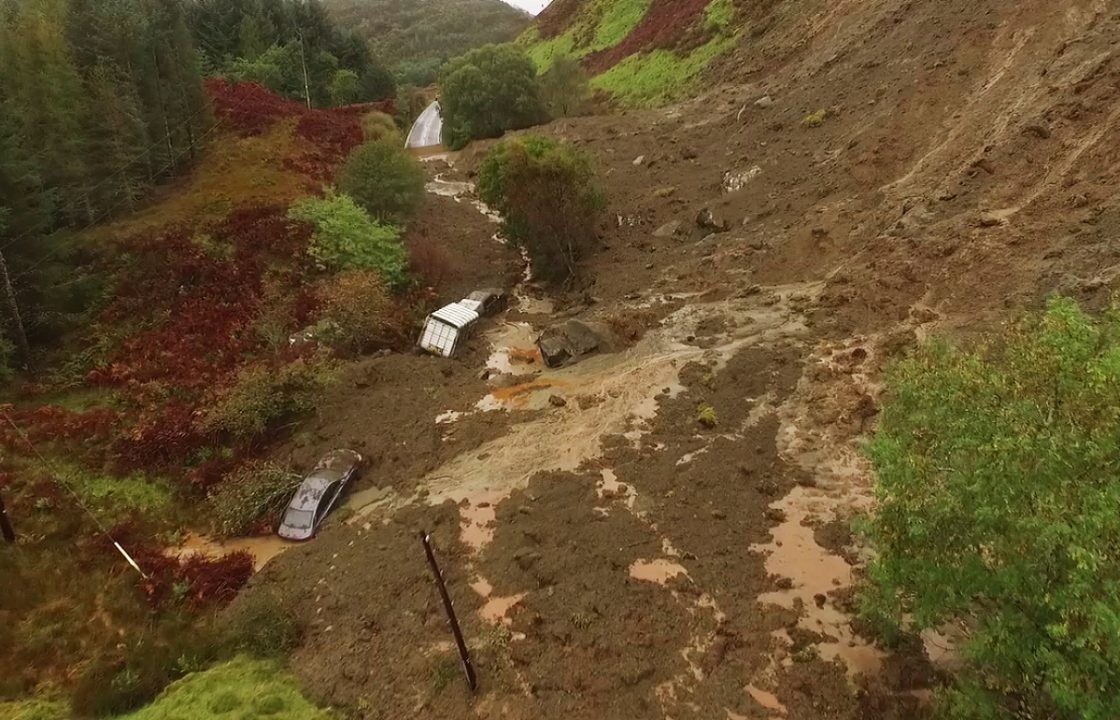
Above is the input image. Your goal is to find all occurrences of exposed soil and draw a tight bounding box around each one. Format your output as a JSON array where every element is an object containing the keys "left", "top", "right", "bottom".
[{"left": 240, "top": 1, "right": 1120, "bottom": 718}]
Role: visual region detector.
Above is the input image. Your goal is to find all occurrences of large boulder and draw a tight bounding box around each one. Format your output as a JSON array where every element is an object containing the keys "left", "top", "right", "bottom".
[{"left": 537, "top": 320, "right": 612, "bottom": 369}]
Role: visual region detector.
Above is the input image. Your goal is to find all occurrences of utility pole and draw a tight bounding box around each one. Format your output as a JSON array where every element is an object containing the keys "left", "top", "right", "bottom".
[
  {"left": 0, "top": 490, "right": 15, "bottom": 543},
  {"left": 420, "top": 532, "right": 477, "bottom": 692},
  {"left": 0, "top": 249, "right": 31, "bottom": 370},
  {"left": 297, "top": 30, "right": 312, "bottom": 109}
]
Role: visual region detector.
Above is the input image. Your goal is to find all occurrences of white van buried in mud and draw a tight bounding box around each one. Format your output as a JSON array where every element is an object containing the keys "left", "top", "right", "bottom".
[{"left": 418, "top": 302, "right": 480, "bottom": 357}]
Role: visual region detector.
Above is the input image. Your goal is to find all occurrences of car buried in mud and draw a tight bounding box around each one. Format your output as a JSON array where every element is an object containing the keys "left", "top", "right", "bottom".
[{"left": 277, "top": 449, "right": 364, "bottom": 541}]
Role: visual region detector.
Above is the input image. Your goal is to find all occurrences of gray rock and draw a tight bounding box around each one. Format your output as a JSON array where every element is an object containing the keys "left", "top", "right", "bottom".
[
  {"left": 696, "top": 207, "right": 730, "bottom": 232},
  {"left": 537, "top": 319, "right": 614, "bottom": 369},
  {"left": 755, "top": 95, "right": 774, "bottom": 108},
  {"left": 632, "top": 155, "right": 646, "bottom": 166},
  {"left": 978, "top": 211, "right": 1003, "bottom": 227},
  {"left": 653, "top": 220, "right": 682, "bottom": 238}
]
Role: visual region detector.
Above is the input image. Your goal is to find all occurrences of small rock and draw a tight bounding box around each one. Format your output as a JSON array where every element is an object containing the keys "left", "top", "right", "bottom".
[
  {"left": 754, "top": 95, "right": 774, "bottom": 108},
  {"left": 513, "top": 549, "right": 541, "bottom": 570},
  {"left": 972, "top": 157, "right": 995, "bottom": 175},
  {"left": 1024, "top": 122, "right": 1051, "bottom": 139},
  {"left": 711, "top": 509, "right": 727, "bottom": 520},
  {"left": 696, "top": 207, "right": 730, "bottom": 232},
  {"left": 775, "top": 577, "right": 794, "bottom": 590},
  {"left": 811, "top": 227, "right": 828, "bottom": 238},
  {"left": 747, "top": 237, "right": 768, "bottom": 250},
  {"left": 633, "top": 155, "right": 646, "bottom": 166},
  {"left": 813, "top": 593, "right": 827, "bottom": 608},
  {"left": 681, "top": 147, "right": 699, "bottom": 160},
  {"left": 978, "top": 211, "right": 1003, "bottom": 227},
  {"left": 548, "top": 394, "right": 567, "bottom": 408},
  {"left": 478, "top": 368, "right": 491, "bottom": 380},
  {"left": 653, "top": 220, "right": 682, "bottom": 238}
]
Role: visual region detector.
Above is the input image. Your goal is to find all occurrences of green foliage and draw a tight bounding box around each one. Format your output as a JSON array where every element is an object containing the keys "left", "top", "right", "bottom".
[
  {"left": 289, "top": 191, "right": 409, "bottom": 285},
  {"left": 316, "top": 270, "right": 404, "bottom": 354},
  {"left": 359, "top": 111, "right": 400, "bottom": 143},
  {"left": 478, "top": 136, "right": 605, "bottom": 281},
  {"left": 207, "top": 461, "right": 300, "bottom": 537},
  {"left": 336, "top": 139, "right": 425, "bottom": 225},
  {"left": 395, "top": 85, "right": 431, "bottom": 127},
  {"left": 220, "top": 594, "right": 306, "bottom": 658},
  {"left": 55, "top": 462, "right": 174, "bottom": 524},
  {"left": 591, "top": 35, "right": 737, "bottom": 107},
  {"left": 696, "top": 403, "right": 718, "bottom": 428},
  {"left": 323, "top": 0, "right": 530, "bottom": 84},
  {"left": 439, "top": 44, "right": 547, "bottom": 150},
  {"left": 200, "top": 357, "right": 337, "bottom": 439},
  {"left": 593, "top": 0, "right": 651, "bottom": 48},
  {"left": 524, "top": 28, "right": 579, "bottom": 72},
  {"left": 190, "top": 0, "right": 395, "bottom": 107},
  {"left": 704, "top": 0, "right": 735, "bottom": 29},
  {"left": 802, "top": 109, "right": 828, "bottom": 128},
  {"left": 116, "top": 656, "right": 330, "bottom": 720},
  {"left": 328, "top": 68, "right": 362, "bottom": 106},
  {"left": 862, "top": 297, "right": 1120, "bottom": 720},
  {"left": 539, "top": 55, "right": 590, "bottom": 118}
]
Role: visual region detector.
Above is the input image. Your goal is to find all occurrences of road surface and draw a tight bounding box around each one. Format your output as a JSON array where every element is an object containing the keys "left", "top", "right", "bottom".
[{"left": 406, "top": 101, "right": 443, "bottom": 149}]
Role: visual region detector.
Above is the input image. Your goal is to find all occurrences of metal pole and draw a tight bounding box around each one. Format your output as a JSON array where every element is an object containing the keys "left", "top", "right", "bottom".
[
  {"left": 0, "top": 490, "right": 15, "bottom": 543},
  {"left": 420, "top": 531, "right": 477, "bottom": 692}
]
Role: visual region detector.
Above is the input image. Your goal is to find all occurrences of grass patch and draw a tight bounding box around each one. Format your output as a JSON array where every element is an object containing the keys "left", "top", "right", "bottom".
[
  {"left": 704, "top": 0, "right": 735, "bottom": 29},
  {"left": 696, "top": 402, "right": 718, "bottom": 428},
  {"left": 117, "top": 656, "right": 331, "bottom": 720},
  {"left": 593, "top": 0, "right": 652, "bottom": 48},
  {"left": 525, "top": 28, "right": 579, "bottom": 71},
  {"left": 802, "top": 109, "right": 828, "bottom": 127},
  {"left": 591, "top": 34, "right": 737, "bottom": 106},
  {"left": 0, "top": 698, "right": 69, "bottom": 720},
  {"left": 48, "top": 461, "right": 174, "bottom": 523}
]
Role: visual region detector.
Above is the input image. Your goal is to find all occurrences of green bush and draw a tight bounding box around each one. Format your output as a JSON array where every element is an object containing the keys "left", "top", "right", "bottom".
[
  {"left": 207, "top": 461, "right": 301, "bottom": 537},
  {"left": 220, "top": 593, "right": 305, "bottom": 658},
  {"left": 439, "top": 44, "right": 547, "bottom": 150},
  {"left": 289, "top": 191, "right": 409, "bottom": 286},
  {"left": 200, "top": 358, "right": 337, "bottom": 439},
  {"left": 478, "top": 135, "right": 605, "bottom": 281},
  {"left": 861, "top": 297, "right": 1120, "bottom": 720},
  {"left": 336, "top": 139, "right": 425, "bottom": 224},
  {"left": 359, "top": 110, "right": 400, "bottom": 143}
]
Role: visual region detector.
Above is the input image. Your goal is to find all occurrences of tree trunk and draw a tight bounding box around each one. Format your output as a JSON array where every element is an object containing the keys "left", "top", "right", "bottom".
[{"left": 0, "top": 250, "right": 31, "bottom": 370}]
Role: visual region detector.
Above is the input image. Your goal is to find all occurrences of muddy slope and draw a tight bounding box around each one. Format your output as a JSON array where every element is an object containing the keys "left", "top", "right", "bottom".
[{"left": 243, "top": 2, "right": 1119, "bottom": 718}]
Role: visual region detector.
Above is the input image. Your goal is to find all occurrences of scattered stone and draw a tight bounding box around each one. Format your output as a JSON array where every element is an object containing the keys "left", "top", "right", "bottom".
[
  {"left": 972, "top": 157, "right": 995, "bottom": 174},
  {"left": 681, "top": 147, "right": 699, "bottom": 160},
  {"left": 811, "top": 227, "right": 828, "bottom": 238},
  {"left": 478, "top": 368, "right": 491, "bottom": 380},
  {"left": 653, "top": 220, "right": 682, "bottom": 237},
  {"left": 548, "top": 394, "right": 567, "bottom": 408},
  {"left": 722, "top": 166, "right": 763, "bottom": 193},
  {"left": 710, "top": 509, "right": 727, "bottom": 520},
  {"left": 754, "top": 95, "right": 774, "bottom": 108},
  {"left": 696, "top": 207, "right": 730, "bottom": 232},
  {"left": 653, "top": 186, "right": 677, "bottom": 198},
  {"left": 739, "top": 284, "right": 763, "bottom": 298},
  {"left": 747, "top": 237, "right": 768, "bottom": 250},
  {"left": 813, "top": 593, "right": 827, "bottom": 608},
  {"left": 633, "top": 154, "right": 646, "bottom": 166},
  {"left": 775, "top": 577, "right": 794, "bottom": 590},
  {"left": 1024, "top": 122, "right": 1051, "bottom": 139},
  {"left": 978, "top": 211, "right": 1003, "bottom": 227},
  {"left": 513, "top": 549, "right": 541, "bottom": 570},
  {"left": 765, "top": 508, "right": 787, "bottom": 523},
  {"left": 796, "top": 475, "right": 818, "bottom": 488},
  {"left": 537, "top": 319, "right": 614, "bottom": 368}
]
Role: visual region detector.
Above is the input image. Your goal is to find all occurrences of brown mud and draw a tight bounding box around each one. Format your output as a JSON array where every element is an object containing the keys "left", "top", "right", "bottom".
[{"left": 240, "top": 1, "right": 1120, "bottom": 718}]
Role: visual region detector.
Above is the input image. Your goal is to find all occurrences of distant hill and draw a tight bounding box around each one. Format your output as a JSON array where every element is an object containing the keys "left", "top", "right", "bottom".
[{"left": 322, "top": 0, "right": 532, "bottom": 85}]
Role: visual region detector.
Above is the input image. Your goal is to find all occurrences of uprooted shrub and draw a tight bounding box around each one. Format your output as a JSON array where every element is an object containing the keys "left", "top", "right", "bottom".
[
  {"left": 479, "top": 135, "right": 605, "bottom": 282},
  {"left": 861, "top": 296, "right": 1120, "bottom": 720},
  {"left": 289, "top": 191, "right": 409, "bottom": 287},
  {"left": 315, "top": 270, "right": 409, "bottom": 355},
  {"left": 207, "top": 461, "right": 301, "bottom": 537},
  {"left": 199, "top": 357, "right": 337, "bottom": 439}
]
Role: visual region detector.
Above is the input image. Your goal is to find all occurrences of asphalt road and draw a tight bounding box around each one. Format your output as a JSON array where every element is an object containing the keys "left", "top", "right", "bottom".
[{"left": 405, "top": 101, "right": 443, "bottom": 149}]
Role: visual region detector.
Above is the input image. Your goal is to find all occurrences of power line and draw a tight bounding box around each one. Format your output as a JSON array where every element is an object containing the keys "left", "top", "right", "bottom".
[{"left": 1, "top": 411, "right": 147, "bottom": 578}]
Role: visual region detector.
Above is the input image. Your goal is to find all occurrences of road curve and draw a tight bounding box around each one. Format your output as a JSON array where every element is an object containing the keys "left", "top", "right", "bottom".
[{"left": 406, "top": 101, "right": 443, "bottom": 149}]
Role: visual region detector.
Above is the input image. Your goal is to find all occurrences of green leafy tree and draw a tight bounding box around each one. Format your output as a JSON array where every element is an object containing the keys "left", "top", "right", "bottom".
[
  {"left": 478, "top": 135, "right": 604, "bottom": 281},
  {"left": 438, "top": 43, "right": 546, "bottom": 150},
  {"left": 288, "top": 191, "right": 408, "bottom": 286},
  {"left": 328, "top": 68, "right": 362, "bottom": 106},
  {"left": 539, "top": 54, "right": 590, "bottom": 118},
  {"left": 862, "top": 296, "right": 1120, "bottom": 720},
  {"left": 336, "top": 138, "right": 424, "bottom": 225}
]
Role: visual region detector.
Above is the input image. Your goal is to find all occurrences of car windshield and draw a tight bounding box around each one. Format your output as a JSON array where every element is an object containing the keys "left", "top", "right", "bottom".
[{"left": 284, "top": 508, "right": 314, "bottom": 530}]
